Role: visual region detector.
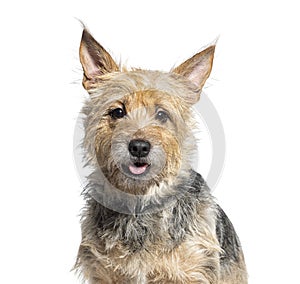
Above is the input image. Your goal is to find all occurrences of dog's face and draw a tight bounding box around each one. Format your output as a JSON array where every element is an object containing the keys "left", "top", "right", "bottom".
[
  {"left": 79, "top": 30, "right": 214, "bottom": 194},
  {"left": 92, "top": 88, "right": 188, "bottom": 193}
]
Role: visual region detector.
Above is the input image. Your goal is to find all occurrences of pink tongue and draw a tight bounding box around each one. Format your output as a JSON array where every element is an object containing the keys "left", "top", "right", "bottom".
[{"left": 129, "top": 164, "right": 147, "bottom": 175}]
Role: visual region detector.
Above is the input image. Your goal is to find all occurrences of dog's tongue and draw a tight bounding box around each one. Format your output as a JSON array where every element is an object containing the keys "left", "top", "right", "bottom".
[{"left": 129, "top": 164, "right": 148, "bottom": 175}]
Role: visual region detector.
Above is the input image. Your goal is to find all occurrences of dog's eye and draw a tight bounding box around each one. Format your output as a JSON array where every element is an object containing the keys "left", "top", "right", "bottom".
[
  {"left": 110, "top": 108, "right": 126, "bottom": 119},
  {"left": 155, "top": 110, "right": 169, "bottom": 123}
]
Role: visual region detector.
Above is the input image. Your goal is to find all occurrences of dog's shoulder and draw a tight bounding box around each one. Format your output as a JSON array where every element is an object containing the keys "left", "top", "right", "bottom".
[
  {"left": 215, "top": 204, "right": 243, "bottom": 264},
  {"left": 189, "top": 170, "right": 243, "bottom": 263}
]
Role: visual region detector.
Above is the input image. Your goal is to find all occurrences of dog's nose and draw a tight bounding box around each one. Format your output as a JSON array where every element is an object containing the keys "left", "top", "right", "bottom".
[{"left": 128, "top": 139, "right": 151, "bottom": 157}]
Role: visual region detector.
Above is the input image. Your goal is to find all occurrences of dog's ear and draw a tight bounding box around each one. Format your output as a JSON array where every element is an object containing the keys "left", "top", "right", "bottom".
[
  {"left": 173, "top": 45, "right": 215, "bottom": 102},
  {"left": 79, "top": 29, "right": 119, "bottom": 90}
]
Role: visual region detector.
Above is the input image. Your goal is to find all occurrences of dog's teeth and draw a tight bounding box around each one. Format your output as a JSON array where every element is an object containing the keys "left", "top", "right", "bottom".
[{"left": 129, "top": 164, "right": 147, "bottom": 175}]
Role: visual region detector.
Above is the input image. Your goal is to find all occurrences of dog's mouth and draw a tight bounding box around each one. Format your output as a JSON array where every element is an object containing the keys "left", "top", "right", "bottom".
[
  {"left": 121, "top": 161, "right": 151, "bottom": 177},
  {"left": 128, "top": 162, "right": 150, "bottom": 175}
]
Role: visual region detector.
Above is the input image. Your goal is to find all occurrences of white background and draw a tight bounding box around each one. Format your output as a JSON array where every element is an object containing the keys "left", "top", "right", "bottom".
[{"left": 0, "top": 1, "right": 299, "bottom": 283}]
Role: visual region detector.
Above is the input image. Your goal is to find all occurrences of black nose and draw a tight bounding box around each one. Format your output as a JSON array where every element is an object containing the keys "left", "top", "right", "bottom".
[{"left": 128, "top": 139, "right": 151, "bottom": 157}]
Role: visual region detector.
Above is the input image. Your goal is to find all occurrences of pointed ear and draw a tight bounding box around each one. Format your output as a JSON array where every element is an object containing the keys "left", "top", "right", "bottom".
[
  {"left": 173, "top": 45, "right": 215, "bottom": 92},
  {"left": 79, "top": 29, "right": 119, "bottom": 90}
]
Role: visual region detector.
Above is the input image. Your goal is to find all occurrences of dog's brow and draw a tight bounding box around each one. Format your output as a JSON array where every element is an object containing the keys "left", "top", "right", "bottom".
[
  {"left": 109, "top": 100, "right": 124, "bottom": 108},
  {"left": 154, "top": 104, "right": 168, "bottom": 114}
]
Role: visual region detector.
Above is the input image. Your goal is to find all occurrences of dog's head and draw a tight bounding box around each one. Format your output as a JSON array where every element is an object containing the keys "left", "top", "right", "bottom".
[{"left": 79, "top": 29, "right": 215, "bottom": 194}]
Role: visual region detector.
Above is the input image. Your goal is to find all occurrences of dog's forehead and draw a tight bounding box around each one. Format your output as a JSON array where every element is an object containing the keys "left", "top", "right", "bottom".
[
  {"left": 90, "top": 69, "right": 198, "bottom": 107},
  {"left": 122, "top": 89, "right": 176, "bottom": 110}
]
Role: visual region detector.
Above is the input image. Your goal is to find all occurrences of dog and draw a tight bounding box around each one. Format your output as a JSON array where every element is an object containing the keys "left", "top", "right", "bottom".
[{"left": 74, "top": 28, "right": 247, "bottom": 284}]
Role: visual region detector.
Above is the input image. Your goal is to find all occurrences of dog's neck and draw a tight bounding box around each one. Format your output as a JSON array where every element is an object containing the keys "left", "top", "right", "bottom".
[{"left": 84, "top": 166, "right": 202, "bottom": 215}]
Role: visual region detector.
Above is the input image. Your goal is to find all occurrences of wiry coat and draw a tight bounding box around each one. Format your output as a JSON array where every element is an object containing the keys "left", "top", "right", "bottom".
[
  {"left": 74, "top": 29, "right": 247, "bottom": 283},
  {"left": 76, "top": 171, "right": 247, "bottom": 283}
]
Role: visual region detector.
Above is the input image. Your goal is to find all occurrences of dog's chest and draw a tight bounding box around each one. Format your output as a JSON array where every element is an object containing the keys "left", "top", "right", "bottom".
[
  {"left": 100, "top": 208, "right": 188, "bottom": 253},
  {"left": 105, "top": 233, "right": 219, "bottom": 283},
  {"left": 97, "top": 205, "right": 218, "bottom": 282}
]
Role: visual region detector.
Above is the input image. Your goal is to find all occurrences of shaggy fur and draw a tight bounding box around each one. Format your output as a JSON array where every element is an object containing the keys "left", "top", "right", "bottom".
[{"left": 74, "top": 29, "right": 247, "bottom": 283}]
